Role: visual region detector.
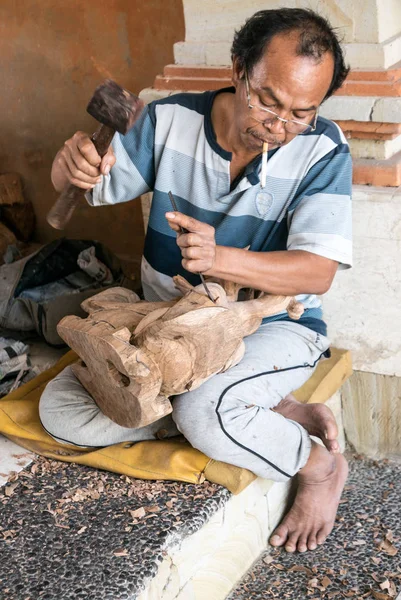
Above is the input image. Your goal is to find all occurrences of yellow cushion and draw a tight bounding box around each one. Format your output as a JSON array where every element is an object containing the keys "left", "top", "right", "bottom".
[
  {"left": 293, "top": 348, "right": 352, "bottom": 404},
  {"left": 0, "top": 348, "right": 352, "bottom": 495}
]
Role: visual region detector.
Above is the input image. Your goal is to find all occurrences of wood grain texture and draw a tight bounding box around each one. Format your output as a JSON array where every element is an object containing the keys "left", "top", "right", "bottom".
[
  {"left": 342, "top": 370, "right": 401, "bottom": 460},
  {"left": 57, "top": 277, "right": 304, "bottom": 428}
]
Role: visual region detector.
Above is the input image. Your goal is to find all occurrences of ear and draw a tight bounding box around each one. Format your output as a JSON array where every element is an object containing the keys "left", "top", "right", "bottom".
[{"left": 232, "top": 56, "right": 245, "bottom": 88}]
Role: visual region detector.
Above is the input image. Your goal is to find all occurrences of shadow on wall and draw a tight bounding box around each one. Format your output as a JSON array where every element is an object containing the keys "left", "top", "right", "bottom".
[{"left": 0, "top": 0, "right": 185, "bottom": 259}]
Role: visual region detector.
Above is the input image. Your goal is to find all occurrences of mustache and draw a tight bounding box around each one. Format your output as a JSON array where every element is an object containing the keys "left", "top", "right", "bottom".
[{"left": 247, "top": 128, "right": 283, "bottom": 146}]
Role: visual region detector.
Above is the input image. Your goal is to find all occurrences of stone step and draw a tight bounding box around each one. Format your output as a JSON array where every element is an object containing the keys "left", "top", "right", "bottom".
[
  {"left": 155, "top": 63, "right": 401, "bottom": 96},
  {"left": 0, "top": 343, "right": 346, "bottom": 599},
  {"left": 0, "top": 391, "right": 344, "bottom": 599},
  {"left": 136, "top": 393, "right": 345, "bottom": 600}
]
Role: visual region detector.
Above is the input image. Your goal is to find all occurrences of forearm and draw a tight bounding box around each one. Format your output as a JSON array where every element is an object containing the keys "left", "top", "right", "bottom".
[{"left": 207, "top": 246, "right": 337, "bottom": 296}]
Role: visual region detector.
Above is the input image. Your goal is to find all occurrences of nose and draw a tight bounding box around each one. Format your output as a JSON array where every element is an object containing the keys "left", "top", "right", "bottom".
[{"left": 264, "top": 117, "right": 286, "bottom": 134}]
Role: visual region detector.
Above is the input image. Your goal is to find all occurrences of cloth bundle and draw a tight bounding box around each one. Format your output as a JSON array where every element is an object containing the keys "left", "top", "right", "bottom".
[{"left": 0, "top": 337, "right": 31, "bottom": 397}]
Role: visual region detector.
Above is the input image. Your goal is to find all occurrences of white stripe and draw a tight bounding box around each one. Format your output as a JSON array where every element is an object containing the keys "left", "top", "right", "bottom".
[
  {"left": 288, "top": 193, "right": 352, "bottom": 239},
  {"left": 141, "top": 256, "right": 181, "bottom": 301},
  {"left": 266, "top": 134, "right": 338, "bottom": 181},
  {"left": 287, "top": 233, "right": 353, "bottom": 266},
  {"left": 154, "top": 149, "right": 298, "bottom": 221},
  {"left": 88, "top": 133, "right": 149, "bottom": 206},
  {"left": 296, "top": 293, "right": 322, "bottom": 309},
  {"left": 155, "top": 104, "right": 228, "bottom": 174}
]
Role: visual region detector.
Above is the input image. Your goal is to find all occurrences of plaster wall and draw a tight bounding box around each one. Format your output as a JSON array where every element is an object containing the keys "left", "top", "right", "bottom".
[
  {"left": 175, "top": 0, "right": 401, "bottom": 68},
  {"left": 322, "top": 185, "right": 401, "bottom": 378},
  {"left": 0, "top": 0, "right": 184, "bottom": 259}
]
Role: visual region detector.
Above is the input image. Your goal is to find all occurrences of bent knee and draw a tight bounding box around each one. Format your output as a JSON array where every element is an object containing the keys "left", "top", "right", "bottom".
[
  {"left": 38, "top": 376, "right": 62, "bottom": 434},
  {"left": 172, "top": 395, "right": 229, "bottom": 460},
  {"left": 38, "top": 366, "right": 97, "bottom": 445}
]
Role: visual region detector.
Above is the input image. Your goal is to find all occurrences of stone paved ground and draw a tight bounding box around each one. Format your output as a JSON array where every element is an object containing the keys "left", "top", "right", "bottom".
[
  {"left": 0, "top": 458, "right": 230, "bottom": 600},
  {"left": 1, "top": 451, "right": 400, "bottom": 599},
  {"left": 229, "top": 455, "right": 401, "bottom": 600}
]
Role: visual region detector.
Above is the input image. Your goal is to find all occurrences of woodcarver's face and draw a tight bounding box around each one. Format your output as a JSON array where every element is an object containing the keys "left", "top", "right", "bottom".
[{"left": 231, "top": 31, "right": 335, "bottom": 154}]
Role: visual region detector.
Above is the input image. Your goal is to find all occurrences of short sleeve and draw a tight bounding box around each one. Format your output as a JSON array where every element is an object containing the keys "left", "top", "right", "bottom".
[
  {"left": 87, "top": 104, "right": 156, "bottom": 207},
  {"left": 287, "top": 144, "right": 352, "bottom": 269}
]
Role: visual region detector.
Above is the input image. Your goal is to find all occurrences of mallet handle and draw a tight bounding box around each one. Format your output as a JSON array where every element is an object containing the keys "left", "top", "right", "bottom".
[{"left": 46, "top": 124, "right": 115, "bottom": 230}]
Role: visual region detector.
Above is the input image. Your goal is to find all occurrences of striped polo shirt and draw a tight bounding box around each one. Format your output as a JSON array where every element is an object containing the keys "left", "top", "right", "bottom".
[{"left": 88, "top": 88, "right": 352, "bottom": 336}]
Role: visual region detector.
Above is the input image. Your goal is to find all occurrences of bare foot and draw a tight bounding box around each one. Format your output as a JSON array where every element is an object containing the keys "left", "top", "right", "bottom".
[
  {"left": 270, "top": 442, "right": 348, "bottom": 553},
  {"left": 273, "top": 393, "right": 340, "bottom": 453}
]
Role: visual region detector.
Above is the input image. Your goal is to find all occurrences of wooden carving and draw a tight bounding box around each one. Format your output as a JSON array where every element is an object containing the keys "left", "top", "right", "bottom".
[{"left": 57, "top": 277, "right": 304, "bottom": 429}]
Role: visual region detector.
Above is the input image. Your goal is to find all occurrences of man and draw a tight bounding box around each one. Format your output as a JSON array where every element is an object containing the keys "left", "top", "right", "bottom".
[{"left": 42, "top": 8, "right": 352, "bottom": 553}]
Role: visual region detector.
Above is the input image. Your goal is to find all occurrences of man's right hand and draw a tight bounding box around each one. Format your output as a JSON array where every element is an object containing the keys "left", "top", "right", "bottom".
[{"left": 51, "top": 131, "right": 116, "bottom": 193}]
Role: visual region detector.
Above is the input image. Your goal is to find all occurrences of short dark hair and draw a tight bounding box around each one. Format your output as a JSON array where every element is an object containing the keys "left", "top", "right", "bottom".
[{"left": 231, "top": 8, "right": 350, "bottom": 100}]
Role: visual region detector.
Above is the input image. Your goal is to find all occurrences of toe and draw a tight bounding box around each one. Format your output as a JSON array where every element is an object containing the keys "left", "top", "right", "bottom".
[
  {"left": 285, "top": 531, "right": 300, "bottom": 553},
  {"left": 316, "top": 529, "right": 327, "bottom": 545},
  {"left": 326, "top": 439, "right": 340, "bottom": 454},
  {"left": 325, "top": 422, "right": 338, "bottom": 440},
  {"left": 307, "top": 534, "right": 318, "bottom": 550},
  {"left": 269, "top": 524, "right": 289, "bottom": 547},
  {"left": 297, "top": 536, "right": 308, "bottom": 553}
]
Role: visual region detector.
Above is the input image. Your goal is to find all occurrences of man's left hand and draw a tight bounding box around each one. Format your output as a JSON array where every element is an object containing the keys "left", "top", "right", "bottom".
[{"left": 165, "top": 212, "right": 216, "bottom": 273}]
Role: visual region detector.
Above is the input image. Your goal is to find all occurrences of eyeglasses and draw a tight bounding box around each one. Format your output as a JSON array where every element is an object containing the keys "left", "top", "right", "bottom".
[{"left": 244, "top": 71, "right": 318, "bottom": 134}]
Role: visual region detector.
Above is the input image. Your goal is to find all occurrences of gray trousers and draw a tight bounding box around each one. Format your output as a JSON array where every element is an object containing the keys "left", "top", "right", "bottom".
[{"left": 39, "top": 321, "right": 330, "bottom": 482}]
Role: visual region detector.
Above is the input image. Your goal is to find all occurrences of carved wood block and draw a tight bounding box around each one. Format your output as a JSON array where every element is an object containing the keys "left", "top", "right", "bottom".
[{"left": 57, "top": 278, "right": 304, "bottom": 428}]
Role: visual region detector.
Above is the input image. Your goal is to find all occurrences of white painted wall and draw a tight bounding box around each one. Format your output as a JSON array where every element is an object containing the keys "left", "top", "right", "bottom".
[
  {"left": 175, "top": 0, "right": 401, "bottom": 68},
  {"left": 322, "top": 185, "right": 401, "bottom": 377}
]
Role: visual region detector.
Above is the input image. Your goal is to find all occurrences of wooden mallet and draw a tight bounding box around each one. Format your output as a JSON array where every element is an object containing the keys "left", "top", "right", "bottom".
[{"left": 47, "top": 80, "right": 144, "bottom": 230}]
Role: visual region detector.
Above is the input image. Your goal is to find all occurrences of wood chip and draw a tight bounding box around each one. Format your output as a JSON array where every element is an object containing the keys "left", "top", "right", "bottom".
[
  {"left": 285, "top": 565, "right": 313, "bottom": 577},
  {"left": 385, "top": 530, "right": 394, "bottom": 543},
  {"left": 378, "top": 538, "right": 398, "bottom": 557},
  {"left": 146, "top": 505, "right": 161, "bottom": 513},
  {"left": 372, "top": 591, "right": 392, "bottom": 600},
  {"left": 353, "top": 539, "right": 367, "bottom": 545},
  {"left": 114, "top": 548, "right": 129, "bottom": 557},
  {"left": 321, "top": 576, "right": 332, "bottom": 588},
  {"left": 129, "top": 507, "right": 146, "bottom": 519},
  {"left": 4, "top": 482, "right": 18, "bottom": 497}
]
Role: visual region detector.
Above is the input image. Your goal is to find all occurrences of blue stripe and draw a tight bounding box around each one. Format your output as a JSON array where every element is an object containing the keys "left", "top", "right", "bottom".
[
  {"left": 289, "top": 147, "right": 352, "bottom": 211},
  {"left": 144, "top": 226, "right": 202, "bottom": 285},
  {"left": 120, "top": 107, "right": 155, "bottom": 188},
  {"left": 148, "top": 191, "right": 289, "bottom": 251},
  {"left": 263, "top": 310, "right": 327, "bottom": 336},
  {"left": 305, "top": 116, "right": 344, "bottom": 145}
]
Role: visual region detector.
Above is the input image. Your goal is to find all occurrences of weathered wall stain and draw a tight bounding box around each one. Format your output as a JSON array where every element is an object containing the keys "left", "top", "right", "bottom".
[{"left": 0, "top": 0, "right": 184, "bottom": 260}]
